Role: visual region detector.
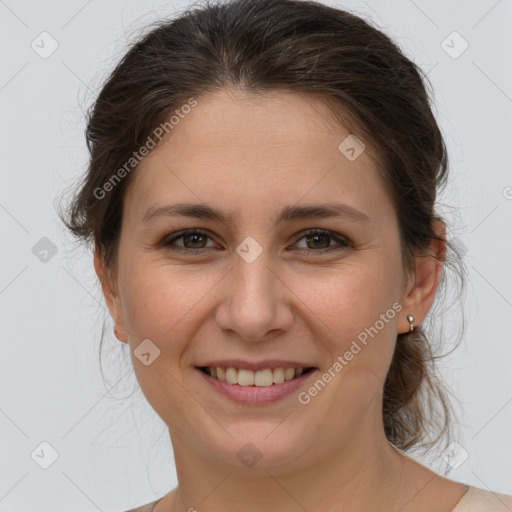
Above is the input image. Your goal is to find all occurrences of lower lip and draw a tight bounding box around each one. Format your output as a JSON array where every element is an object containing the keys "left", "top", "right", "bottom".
[{"left": 195, "top": 368, "right": 316, "bottom": 404}]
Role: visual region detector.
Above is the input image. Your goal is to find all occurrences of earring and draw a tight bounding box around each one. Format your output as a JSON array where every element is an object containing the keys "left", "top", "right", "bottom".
[{"left": 407, "top": 315, "right": 414, "bottom": 332}]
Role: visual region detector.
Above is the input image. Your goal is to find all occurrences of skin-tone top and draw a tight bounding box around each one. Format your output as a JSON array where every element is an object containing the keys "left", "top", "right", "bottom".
[
  {"left": 124, "top": 498, "right": 161, "bottom": 512},
  {"left": 124, "top": 486, "right": 512, "bottom": 512},
  {"left": 451, "top": 486, "right": 512, "bottom": 512}
]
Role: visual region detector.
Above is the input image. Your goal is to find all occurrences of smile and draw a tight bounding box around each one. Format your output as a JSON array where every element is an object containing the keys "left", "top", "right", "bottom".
[
  {"left": 198, "top": 366, "right": 315, "bottom": 387},
  {"left": 195, "top": 366, "right": 318, "bottom": 404}
]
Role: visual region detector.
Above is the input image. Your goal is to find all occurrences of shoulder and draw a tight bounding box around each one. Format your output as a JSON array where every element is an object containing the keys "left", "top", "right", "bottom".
[
  {"left": 453, "top": 486, "right": 512, "bottom": 511},
  {"left": 123, "top": 498, "right": 161, "bottom": 512}
]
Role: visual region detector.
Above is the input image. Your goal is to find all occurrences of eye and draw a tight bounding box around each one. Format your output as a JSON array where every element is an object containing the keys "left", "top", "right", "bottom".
[
  {"left": 163, "top": 229, "right": 216, "bottom": 251},
  {"left": 163, "top": 228, "right": 351, "bottom": 255},
  {"left": 292, "top": 229, "right": 351, "bottom": 255}
]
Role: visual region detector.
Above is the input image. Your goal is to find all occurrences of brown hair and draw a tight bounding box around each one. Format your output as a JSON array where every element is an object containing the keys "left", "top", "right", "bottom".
[{"left": 59, "top": 0, "right": 466, "bottom": 459}]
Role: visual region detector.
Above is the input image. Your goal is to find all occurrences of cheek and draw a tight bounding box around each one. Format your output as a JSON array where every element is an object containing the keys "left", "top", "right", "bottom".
[
  {"left": 119, "top": 264, "right": 202, "bottom": 343},
  {"left": 292, "top": 262, "right": 403, "bottom": 426},
  {"left": 295, "top": 257, "right": 402, "bottom": 369},
  {"left": 117, "top": 263, "right": 210, "bottom": 417}
]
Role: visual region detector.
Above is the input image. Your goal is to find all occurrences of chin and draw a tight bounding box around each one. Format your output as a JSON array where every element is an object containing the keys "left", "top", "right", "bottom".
[{"left": 205, "top": 424, "right": 311, "bottom": 473}]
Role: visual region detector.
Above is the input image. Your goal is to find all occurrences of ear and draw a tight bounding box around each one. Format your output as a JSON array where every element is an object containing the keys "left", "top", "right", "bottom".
[
  {"left": 94, "top": 245, "right": 128, "bottom": 343},
  {"left": 399, "top": 220, "right": 446, "bottom": 333}
]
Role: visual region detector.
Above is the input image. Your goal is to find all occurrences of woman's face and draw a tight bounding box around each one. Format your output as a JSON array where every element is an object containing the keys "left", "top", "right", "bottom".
[{"left": 98, "top": 88, "right": 420, "bottom": 471}]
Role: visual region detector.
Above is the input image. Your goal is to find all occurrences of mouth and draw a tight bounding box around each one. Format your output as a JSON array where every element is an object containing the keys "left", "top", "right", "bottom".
[
  {"left": 196, "top": 366, "right": 317, "bottom": 387},
  {"left": 195, "top": 364, "right": 318, "bottom": 404}
]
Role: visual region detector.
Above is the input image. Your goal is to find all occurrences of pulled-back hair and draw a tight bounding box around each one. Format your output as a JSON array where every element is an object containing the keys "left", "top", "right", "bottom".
[{"left": 59, "top": 0, "right": 466, "bottom": 458}]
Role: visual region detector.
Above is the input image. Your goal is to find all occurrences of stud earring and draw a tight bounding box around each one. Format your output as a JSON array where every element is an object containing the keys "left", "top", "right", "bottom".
[{"left": 407, "top": 315, "right": 414, "bottom": 332}]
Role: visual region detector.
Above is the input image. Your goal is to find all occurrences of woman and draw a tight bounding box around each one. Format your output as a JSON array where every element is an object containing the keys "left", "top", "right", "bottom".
[{"left": 60, "top": 0, "right": 512, "bottom": 510}]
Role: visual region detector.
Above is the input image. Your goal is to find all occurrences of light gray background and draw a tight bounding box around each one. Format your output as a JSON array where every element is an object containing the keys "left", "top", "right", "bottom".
[{"left": 1, "top": 0, "right": 511, "bottom": 510}]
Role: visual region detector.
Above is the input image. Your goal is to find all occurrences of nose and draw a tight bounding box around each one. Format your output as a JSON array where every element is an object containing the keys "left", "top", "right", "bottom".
[{"left": 214, "top": 248, "right": 294, "bottom": 342}]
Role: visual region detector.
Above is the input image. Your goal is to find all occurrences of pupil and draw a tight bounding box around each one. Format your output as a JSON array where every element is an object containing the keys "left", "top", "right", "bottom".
[
  {"left": 308, "top": 233, "right": 329, "bottom": 249},
  {"left": 185, "top": 233, "right": 206, "bottom": 248}
]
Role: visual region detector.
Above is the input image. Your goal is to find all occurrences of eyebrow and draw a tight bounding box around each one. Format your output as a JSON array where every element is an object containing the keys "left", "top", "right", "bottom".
[{"left": 142, "top": 202, "right": 371, "bottom": 226}]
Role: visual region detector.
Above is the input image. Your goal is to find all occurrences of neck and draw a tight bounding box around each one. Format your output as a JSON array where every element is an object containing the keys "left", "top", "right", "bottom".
[{"left": 167, "top": 414, "right": 405, "bottom": 512}]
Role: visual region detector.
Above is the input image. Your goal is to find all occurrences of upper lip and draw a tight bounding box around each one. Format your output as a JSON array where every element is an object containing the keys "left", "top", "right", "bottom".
[{"left": 196, "top": 360, "right": 317, "bottom": 371}]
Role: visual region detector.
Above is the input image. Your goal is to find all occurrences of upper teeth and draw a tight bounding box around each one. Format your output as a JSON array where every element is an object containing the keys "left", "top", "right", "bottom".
[{"left": 208, "top": 367, "right": 305, "bottom": 387}]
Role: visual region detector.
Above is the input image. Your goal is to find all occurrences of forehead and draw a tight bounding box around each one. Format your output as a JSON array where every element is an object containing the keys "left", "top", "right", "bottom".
[{"left": 124, "top": 88, "right": 391, "bottom": 225}]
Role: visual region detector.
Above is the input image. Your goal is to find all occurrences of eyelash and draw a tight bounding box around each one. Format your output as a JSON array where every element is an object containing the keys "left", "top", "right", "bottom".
[{"left": 162, "top": 229, "right": 352, "bottom": 256}]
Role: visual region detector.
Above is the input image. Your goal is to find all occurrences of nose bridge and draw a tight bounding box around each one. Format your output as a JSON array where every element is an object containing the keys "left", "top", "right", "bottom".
[
  {"left": 235, "top": 242, "right": 274, "bottom": 301},
  {"left": 215, "top": 238, "right": 292, "bottom": 341}
]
